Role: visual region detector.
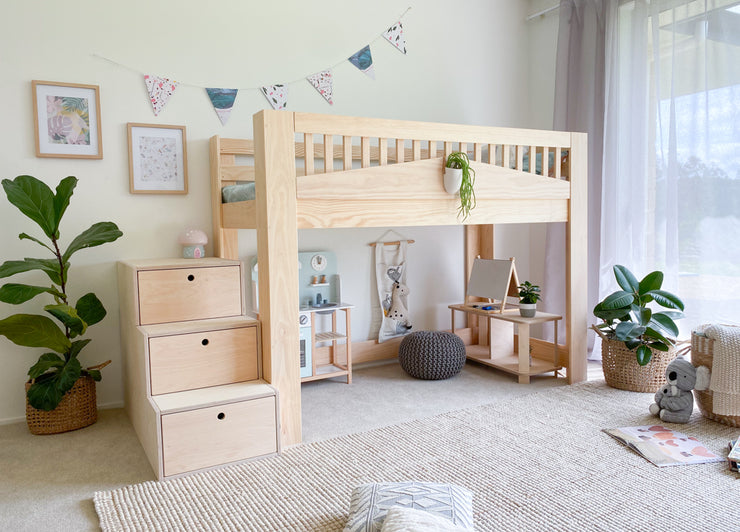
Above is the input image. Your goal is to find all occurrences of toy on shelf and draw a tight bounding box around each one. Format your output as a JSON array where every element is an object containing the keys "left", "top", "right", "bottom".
[
  {"left": 178, "top": 228, "right": 208, "bottom": 259},
  {"left": 649, "top": 354, "right": 710, "bottom": 423}
]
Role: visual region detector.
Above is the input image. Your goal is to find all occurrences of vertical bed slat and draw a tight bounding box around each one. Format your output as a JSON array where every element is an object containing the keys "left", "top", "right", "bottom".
[
  {"left": 530, "top": 146, "right": 537, "bottom": 174},
  {"left": 459, "top": 142, "right": 467, "bottom": 156},
  {"left": 542, "top": 147, "right": 550, "bottom": 177},
  {"left": 396, "top": 139, "right": 405, "bottom": 163},
  {"left": 361, "top": 137, "right": 370, "bottom": 168},
  {"left": 516, "top": 146, "right": 524, "bottom": 170},
  {"left": 379, "top": 138, "right": 388, "bottom": 166},
  {"left": 502, "top": 145, "right": 510, "bottom": 168},
  {"left": 343, "top": 136, "right": 352, "bottom": 171},
  {"left": 444, "top": 141, "right": 453, "bottom": 161},
  {"left": 555, "top": 147, "right": 562, "bottom": 179},
  {"left": 429, "top": 140, "right": 437, "bottom": 159},
  {"left": 323, "top": 134, "right": 333, "bottom": 173},
  {"left": 487, "top": 144, "right": 495, "bottom": 164},
  {"left": 474, "top": 143, "right": 482, "bottom": 162},
  {"left": 304, "top": 134, "right": 314, "bottom": 176},
  {"left": 412, "top": 140, "right": 421, "bottom": 161}
]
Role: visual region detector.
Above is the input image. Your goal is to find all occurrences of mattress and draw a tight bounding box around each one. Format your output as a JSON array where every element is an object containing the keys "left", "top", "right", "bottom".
[{"left": 221, "top": 182, "right": 256, "bottom": 203}]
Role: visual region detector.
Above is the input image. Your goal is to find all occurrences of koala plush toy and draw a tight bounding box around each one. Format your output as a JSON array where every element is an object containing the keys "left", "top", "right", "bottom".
[{"left": 649, "top": 355, "right": 710, "bottom": 423}]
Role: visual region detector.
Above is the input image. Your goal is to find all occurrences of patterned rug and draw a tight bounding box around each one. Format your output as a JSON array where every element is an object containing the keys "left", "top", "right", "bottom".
[{"left": 94, "top": 381, "right": 739, "bottom": 531}]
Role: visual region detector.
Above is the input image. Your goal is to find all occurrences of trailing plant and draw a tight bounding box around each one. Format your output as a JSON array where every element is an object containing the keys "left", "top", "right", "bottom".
[
  {"left": 517, "top": 281, "right": 541, "bottom": 304},
  {"left": 445, "top": 151, "right": 476, "bottom": 221},
  {"left": 593, "top": 264, "right": 684, "bottom": 366},
  {"left": 0, "top": 175, "right": 123, "bottom": 411}
]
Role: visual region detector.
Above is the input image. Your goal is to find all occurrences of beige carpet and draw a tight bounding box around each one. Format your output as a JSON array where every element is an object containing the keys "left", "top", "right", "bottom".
[{"left": 94, "top": 381, "right": 739, "bottom": 531}]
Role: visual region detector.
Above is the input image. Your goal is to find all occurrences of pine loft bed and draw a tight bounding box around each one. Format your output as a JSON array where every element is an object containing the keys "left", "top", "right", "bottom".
[{"left": 210, "top": 110, "right": 588, "bottom": 447}]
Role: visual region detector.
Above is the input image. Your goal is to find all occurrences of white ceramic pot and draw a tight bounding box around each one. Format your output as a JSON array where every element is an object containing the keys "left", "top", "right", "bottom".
[
  {"left": 443, "top": 167, "right": 463, "bottom": 194},
  {"left": 519, "top": 302, "right": 536, "bottom": 318}
]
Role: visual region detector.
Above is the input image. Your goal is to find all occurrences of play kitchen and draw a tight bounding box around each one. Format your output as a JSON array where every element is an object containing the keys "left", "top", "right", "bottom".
[{"left": 252, "top": 251, "right": 353, "bottom": 384}]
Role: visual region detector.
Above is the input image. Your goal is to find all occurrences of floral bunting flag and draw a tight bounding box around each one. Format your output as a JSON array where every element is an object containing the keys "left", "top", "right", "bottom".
[
  {"left": 206, "top": 88, "right": 238, "bottom": 125},
  {"left": 382, "top": 21, "right": 407, "bottom": 54},
  {"left": 306, "top": 70, "right": 334, "bottom": 105},
  {"left": 348, "top": 45, "right": 375, "bottom": 80},
  {"left": 260, "top": 84, "right": 288, "bottom": 110},
  {"left": 144, "top": 74, "right": 178, "bottom": 116}
]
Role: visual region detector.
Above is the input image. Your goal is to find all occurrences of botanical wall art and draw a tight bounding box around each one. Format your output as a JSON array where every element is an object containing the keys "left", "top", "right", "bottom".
[
  {"left": 32, "top": 80, "right": 103, "bottom": 159},
  {"left": 127, "top": 123, "right": 188, "bottom": 194}
]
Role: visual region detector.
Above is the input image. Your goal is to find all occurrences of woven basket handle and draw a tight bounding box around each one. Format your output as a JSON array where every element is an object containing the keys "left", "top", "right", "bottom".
[
  {"left": 86, "top": 360, "right": 112, "bottom": 371},
  {"left": 591, "top": 324, "right": 609, "bottom": 340}
]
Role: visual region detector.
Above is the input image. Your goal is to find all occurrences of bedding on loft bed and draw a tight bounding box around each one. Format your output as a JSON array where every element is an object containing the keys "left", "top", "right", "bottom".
[{"left": 222, "top": 182, "right": 255, "bottom": 203}]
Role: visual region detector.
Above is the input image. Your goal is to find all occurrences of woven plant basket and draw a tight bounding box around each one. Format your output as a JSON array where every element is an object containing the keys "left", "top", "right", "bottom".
[
  {"left": 593, "top": 326, "right": 675, "bottom": 392},
  {"left": 691, "top": 325, "right": 740, "bottom": 428},
  {"left": 25, "top": 376, "right": 98, "bottom": 435}
]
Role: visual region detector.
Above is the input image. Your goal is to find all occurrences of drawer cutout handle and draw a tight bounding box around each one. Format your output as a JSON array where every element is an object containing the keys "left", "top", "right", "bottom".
[
  {"left": 187, "top": 274, "right": 195, "bottom": 281},
  {"left": 217, "top": 412, "right": 226, "bottom": 420},
  {"left": 201, "top": 338, "right": 209, "bottom": 346}
]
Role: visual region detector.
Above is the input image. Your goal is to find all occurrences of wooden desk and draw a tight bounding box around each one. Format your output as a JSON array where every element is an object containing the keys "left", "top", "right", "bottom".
[{"left": 449, "top": 304, "right": 562, "bottom": 384}]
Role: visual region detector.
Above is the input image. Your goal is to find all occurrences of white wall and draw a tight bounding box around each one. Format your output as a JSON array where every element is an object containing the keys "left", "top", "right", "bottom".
[{"left": 0, "top": 0, "right": 545, "bottom": 422}]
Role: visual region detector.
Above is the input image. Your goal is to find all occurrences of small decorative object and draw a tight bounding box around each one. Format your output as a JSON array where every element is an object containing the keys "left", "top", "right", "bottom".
[
  {"left": 178, "top": 228, "right": 208, "bottom": 258},
  {"left": 593, "top": 265, "right": 684, "bottom": 392},
  {"left": 444, "top": 152, "right": 476, "bottom": 221},
  {"left": 517, "top": 281, "right": 541, "bottom": 318},
  {"left": 32, "top": 80, "right": 103, "bottom": 159},
  {"left": 692, "top": 324, "right": 740, "bottom": 427},
  {"left": 0, "top": 175, "right": 123, "bottom": 433},
  {"left": 398, "top": 331, "right": 465, "bottom": 380},
  {"left": 649, "top": 354, "right": 710, "bottom": 423},
  {"left": 310, "top": 253, "right": 327, "bottom": 271},
  {"left": 127, "top": 123, "right": 188, "bottom": 194},
  {"left": 387, "top": 282, "right": 412, "bottom": 331}
]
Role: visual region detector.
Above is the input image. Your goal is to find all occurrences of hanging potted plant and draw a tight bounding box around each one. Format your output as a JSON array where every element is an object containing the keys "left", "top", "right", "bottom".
[
  {"left": 592, "top": 264, "right": 684, "bottom": 392},
  {"left": 444, "top": 151, "right": 476, "bottom": 221},
  {"left": 517, "top": 281, "right": 541, "bottom": 318},
  {"left": 0, "top": 175, "right": 123, "bottom": 434}
]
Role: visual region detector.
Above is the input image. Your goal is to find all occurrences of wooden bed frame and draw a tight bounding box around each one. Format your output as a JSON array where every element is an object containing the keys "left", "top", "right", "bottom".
[{"left": 210, "top": 110, "right": 588, "bottom": 447}]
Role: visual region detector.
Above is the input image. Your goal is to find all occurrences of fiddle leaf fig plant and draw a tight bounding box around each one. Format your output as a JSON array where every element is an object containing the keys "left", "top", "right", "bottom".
[
  {"left": 0, "top": 175, "right": 123, "bottom": 411},
  {"left": 593, "top": 265, "right": 684, "bottom": 366},
  {"left": 445, "top": 151, "right": 476, "bottom": 221}
]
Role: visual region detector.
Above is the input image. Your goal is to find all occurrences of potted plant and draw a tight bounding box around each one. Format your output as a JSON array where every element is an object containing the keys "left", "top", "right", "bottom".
[
  {"left": 444, "top": 152, "right": 476, "bottom": 221},
  {"left": 592, "top": 264, "right": 684, "bottom": 392},
  {"left": 0, "top": 175, "right": 123, "bottom": 434},
  {"left": 517, "top": 281, "right": 541, "bottom": 317}
]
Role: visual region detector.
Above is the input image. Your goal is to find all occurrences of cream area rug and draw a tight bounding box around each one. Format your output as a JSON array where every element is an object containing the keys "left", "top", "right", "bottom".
[{"left": 94, "top": 381, "right": 739, "bottom": 531}]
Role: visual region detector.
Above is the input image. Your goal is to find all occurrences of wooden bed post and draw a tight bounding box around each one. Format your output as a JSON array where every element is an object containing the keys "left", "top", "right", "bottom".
[
  {"left": 566, "top": 132, "right": 588, "bottom": 383},
  {"left": 253, "top": 110, "right": 302, "bottom": 446},
  {"left": 209, "top": 136, "right": 239, "bottom": 259}
]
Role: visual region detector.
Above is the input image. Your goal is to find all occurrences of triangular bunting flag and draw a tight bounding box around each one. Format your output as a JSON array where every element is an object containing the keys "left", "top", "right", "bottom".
[
  {"left": 306, "top": 70, "right": 334, "bottom": 105},
  {"left": 206, "top": 88, "right": 238, "bottom": 125},
  {"left": 144, "top": 74, "right": 178, "bottom": 116},
  {"left": 348, "top": 45, "right": 375, "bottom": 80},
  {"left": 382, "top": 21, "right": 407, "bottom": 54},
  {"left": 260, "top": 84, "right": 288, "bottom": 110}
]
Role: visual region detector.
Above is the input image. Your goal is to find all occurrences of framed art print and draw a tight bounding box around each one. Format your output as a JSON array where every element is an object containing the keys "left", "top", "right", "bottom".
[
  {"left": 32, "top": 80, "right": 103, "bottom": 159},
  {"left": 127, "top": 123, "right": 188, "bottom": 194}
]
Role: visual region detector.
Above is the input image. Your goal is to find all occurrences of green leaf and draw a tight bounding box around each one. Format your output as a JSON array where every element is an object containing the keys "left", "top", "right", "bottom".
[
  {"left": 26, "top": 358, "right": 81, "bottom": 411},
  {"left": 18, "top": 233, "right": 54, "bottom": 253},
  {"left": 636, "top": 345, "right": 653, "bottom": 366},
  {"left": 646, "top": 290, "right": 684, "bottom": 311},
  {"left": 648, "top": 342, "right": 670, "bottom": 352},
  {"left": 636, "top": 307, "right": 652, "bottom": 327},
  {"left": 650, "top": 313, "right": 679, "bottom": 337},
  {"left": 0, "top": 283, "right": 63, "bottom": 304},
  {"left": 28, "top": 352, "right": 65, "bottom": 379},
  {"left": 75, "top": 293, "right": 106, "bottom": 327},
  {"left": 0, "top": 314, "right": 71, "bottom": 353},
  {"left": 62, "top": 222, "right": 123, "bottom": 262},
  {"left": 638, "top": 271, "right": 663, "bottom": 295},
  {"left": 69, "top": 339, "right": 92, "bottom": 360},
  {"left": 85, "top": 369, "right": 102, "bottom": 381},
  {"left": 615, "top": 321, "right": 645, "bottom": 341},
  {"left": 613, "top": 265, "right": 639, "bottom": 293},
  {"left": 53, "top": 176, "right": 77, "bottom": 235},
  {"left": 44, "top": 304, "right": 86, "bottom": 337},
  {"left": 653, "top": 310, "right": 684, "bottom": 321},
  {"left": 2, "top": 176, "right": 56, "bottom": 238},
  {"left": 593, "top": 305, "right": 631, "bottom": 322},
  {"left": 625, "top": 339, "right": 641, "bottom": 350},
  {"left": 601, "top": 291, "right": 634, "bottom": 310},
  {"left": 0, "top": 258, "right": 66, "bottom": 285},
  {"left": 643, "top": 326, "right": 672, "bottom": 345}
]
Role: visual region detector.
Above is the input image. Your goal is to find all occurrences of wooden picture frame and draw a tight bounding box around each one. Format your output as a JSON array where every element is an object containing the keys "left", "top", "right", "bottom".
[
  {"left": 32, "top": 80, "right": 103, "bottom": 159},
  {"left": 127, "top": 123, "right": 188, "bottom": 194}
]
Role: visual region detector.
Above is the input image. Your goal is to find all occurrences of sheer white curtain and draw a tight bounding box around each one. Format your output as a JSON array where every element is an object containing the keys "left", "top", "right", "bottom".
[{"left": 601, "top": 0, "right": 740, "bottom": 336}]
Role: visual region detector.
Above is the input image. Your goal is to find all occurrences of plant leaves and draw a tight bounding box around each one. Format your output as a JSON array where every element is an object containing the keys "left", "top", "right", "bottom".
[
  {"left": 0, "top": 258, "right": 66, "bottom": 285},
  {"left": 650, "top": 313, "right": 679, "bottom": 337},
  {"left": 28, "top": 352, "right": 65, "bottom": 379},
  {"left": 44, "top": 304, "right": 86, "bottom": 337},
  {"left": 0, "top": 314, "right": 71, "bottom": 353},
  {"left": 75, "top": 292, "right": 106, "bottom": 327},
  {"left": 26, "top": 357, "right": 81, "bottom": 411},
  {"left": 648, "top": 342, "right": 670, "bottom": 352},
  {"left": 636, "top": 306, "right": 652, "bottom": 327},
  {"left": 18, "top": 233, "right": 54, "bottom": 253},
  {"left": 85, "top": 369, "right": 102, "bottom": 381},
  {"left": 638, "top": 270, "right": 663, "bottom": 295},
  {"left": 601, "top": 290, "right": 634, "bottom": 310},
  {"left": 643, "top": 326, "right": 672, "bottom": 346},
  {"left": 615, "top": 321, "right": 645, "bottom": 341},
  {"left": 593, "top": 305, "right": 631, "bottom": 322},
  {"left": 636, "top": 345, "right": 653, "bottom": 366},
  {"left": 645, "top": 289, "right": 684, "bottom": 311},
  {"left": 53, "top": 176, "right": 77, "bottom": 235},
  {"left": 0, "top": 283, "right": 63, "bottom": 305},
  {"left": 1, "top": 176, "right": 56, "bottom": 238},
  {"left": 69, "top": 338, "right": 92, "bottom": 359},
  {"left": 62, "top": 222, "right": 123, "bottom": 262},
  {"left": 613, "top": 265, "right": 639, "bottom": 293},
  {"left": 653, "top": 310, "right": 684, "bottom": 321}
]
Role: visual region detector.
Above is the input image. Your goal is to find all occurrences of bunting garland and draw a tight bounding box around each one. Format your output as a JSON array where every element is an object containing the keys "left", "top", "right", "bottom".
[{"left": 97, "top": 7, "right": 411, "bottom": 122}]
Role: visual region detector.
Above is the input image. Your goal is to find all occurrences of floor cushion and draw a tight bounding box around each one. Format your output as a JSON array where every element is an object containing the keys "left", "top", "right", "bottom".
[{"left": 398, "top": 331, "right": 466, "bottom": 380}]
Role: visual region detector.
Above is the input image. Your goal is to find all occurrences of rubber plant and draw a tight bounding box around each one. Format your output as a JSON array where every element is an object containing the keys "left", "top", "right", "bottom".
[
  {"left": 445, "top": 152, "right": 476, "bottom": 221},
  {"left": 593, "top": 265, "right": 684, "bottom": 366},
  {"left": 0, "top": 175, "right": 123, "bottom": 410}
]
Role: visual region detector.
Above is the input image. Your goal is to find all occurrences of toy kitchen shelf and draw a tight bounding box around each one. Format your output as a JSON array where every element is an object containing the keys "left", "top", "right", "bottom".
[
  {"left": 449, "top": 304, "right": 562, "bottom": 384},
  {"left": 301, "top": 302, "right": 354, "bottom": 384}
]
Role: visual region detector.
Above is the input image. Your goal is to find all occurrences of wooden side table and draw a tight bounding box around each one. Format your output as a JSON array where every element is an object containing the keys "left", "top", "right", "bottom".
[{"left": 449, "top": 304, "right": 562, "bottom": 384}]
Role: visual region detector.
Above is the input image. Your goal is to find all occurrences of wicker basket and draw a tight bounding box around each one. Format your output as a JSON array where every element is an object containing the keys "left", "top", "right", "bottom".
[
  {"left": 691, "top": 325, "right": 740, "bottom": 427},
  {"left": 25, "top": 376, "right": 98, "bottom": 435},
  {"left": 594, "top": 327, "right": 675, "bottom": 392}
]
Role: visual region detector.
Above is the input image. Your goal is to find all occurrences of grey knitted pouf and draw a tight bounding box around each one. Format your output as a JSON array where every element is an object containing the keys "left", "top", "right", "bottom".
[{"left": 398, "top": 331, "right": 466, "bottom": 380}]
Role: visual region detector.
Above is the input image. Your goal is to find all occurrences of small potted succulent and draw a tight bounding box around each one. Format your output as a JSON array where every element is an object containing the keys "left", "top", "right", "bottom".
[
  {"left": 517, "top": 281, "right": 541, "bottom": 318},
  {"left": 444, "top": 152, "right": 476, "bottom": 221}
]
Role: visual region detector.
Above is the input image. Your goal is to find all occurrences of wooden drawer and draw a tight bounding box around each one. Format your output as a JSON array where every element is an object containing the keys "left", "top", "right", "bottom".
[
  {"left": 137, "top": 266, "right": 242, "bottom": 325},
  {"left": 161, "top": 396, "right": 277, "bottom": 476},
  {"left": 149, "top": 326, "right": 259, "bottom": 395}
]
